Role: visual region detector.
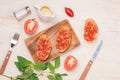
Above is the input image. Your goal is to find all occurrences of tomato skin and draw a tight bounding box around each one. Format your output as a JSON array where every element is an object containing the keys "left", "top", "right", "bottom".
[
  {"left": 24, "top": 19, "right": 38, "bottom": 34},
  {"left": 65, "top": 7, "right": 74, "bottom": 17},
  {"left": 64, "top": 55, "right": 78, "bottom": 71}
]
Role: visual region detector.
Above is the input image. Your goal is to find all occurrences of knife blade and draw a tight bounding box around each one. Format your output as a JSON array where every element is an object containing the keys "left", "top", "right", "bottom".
[
  {"left": 79, "top": 40, "right": 103, "bottom": 80},
  {"left": 91, "top": 40, "right": 103, "bottom": 62}
]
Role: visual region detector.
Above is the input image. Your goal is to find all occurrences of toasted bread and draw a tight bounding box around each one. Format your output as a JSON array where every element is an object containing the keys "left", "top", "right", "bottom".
[
  {"left": 85, "top": 18, "right": 97, "bottom": 27},
  {"left": 36, "top": 34, "right": 52, "bottom": 61},
  {"left": 56, "top": 25, "right": 72, "bottom": 53},
  {"left": 84, "top": 18, "right": 98, "bottom": 41}
]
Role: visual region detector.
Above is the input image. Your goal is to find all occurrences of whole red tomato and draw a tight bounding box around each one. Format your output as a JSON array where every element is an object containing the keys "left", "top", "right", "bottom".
[
  {"left": 64, "top": 55, "right": 78, "bottom": 71},
  {"left": 24, "top": 19, "right": 38, "bottom": 34},
  {"left": 65, "top": 7, "right": 74, "bottom": 17}
]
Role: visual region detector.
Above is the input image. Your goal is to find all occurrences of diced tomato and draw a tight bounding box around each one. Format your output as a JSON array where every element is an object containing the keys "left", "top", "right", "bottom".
[
  {"left": 56, "top": 28, "right": 71, "bottom": 51},
  {"left": 84, "top": 18, "right": 98, "bottom": 41},
  {"left": 37, "top": 36, "right": 52, "bottom": 61}
]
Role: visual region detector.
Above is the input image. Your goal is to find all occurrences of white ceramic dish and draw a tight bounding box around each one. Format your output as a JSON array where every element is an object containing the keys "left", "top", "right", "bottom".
[{"left": 34, "top": 4, "right": 55, "bottom": 22}]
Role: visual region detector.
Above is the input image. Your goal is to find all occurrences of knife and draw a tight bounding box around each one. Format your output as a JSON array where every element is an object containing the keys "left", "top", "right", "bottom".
[{"left": 79, "top": 40, "right": 103, "bottom": 80}]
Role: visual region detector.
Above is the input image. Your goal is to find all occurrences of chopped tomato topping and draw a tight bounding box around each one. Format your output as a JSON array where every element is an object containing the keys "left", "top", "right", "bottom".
[
  {"left": 37, "top": 37, "right": 52, "bottom": 61},
  {"left": 84, "top": 19, "right": 98, "bottom": 41},
  {"left": 56, "top": 29, "right": 71, "bottom": 51}
]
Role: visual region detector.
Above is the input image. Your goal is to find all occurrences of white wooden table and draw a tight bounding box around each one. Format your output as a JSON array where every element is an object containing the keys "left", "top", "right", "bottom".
[{"left": 0, "top": 0, "right": 120, "bottom": 80}]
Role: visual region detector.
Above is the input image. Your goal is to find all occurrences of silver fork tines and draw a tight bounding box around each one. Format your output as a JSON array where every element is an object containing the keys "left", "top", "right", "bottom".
[
  {"left": 13, "top": 33, "right": 20, "bottom": 40},
  {"left": 10, "top": 33, "right": 20, "bottom": 50}
]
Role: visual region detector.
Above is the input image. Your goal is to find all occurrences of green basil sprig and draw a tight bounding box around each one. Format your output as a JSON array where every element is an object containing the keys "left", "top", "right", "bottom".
[{"left": 1, "top": 56, "right": 67, "bottom": 80}]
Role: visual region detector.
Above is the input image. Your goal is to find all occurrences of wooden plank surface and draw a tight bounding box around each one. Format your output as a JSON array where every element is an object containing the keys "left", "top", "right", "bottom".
[
  {"left": 0, "top": 0, "right": 120, "bottom": 80},
  {"left": 25, "top": 19, "right": 80, "bottom": 63}
]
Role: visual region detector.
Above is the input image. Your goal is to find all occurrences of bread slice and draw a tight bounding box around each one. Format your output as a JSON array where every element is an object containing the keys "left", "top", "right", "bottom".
[
  {"left": 36, "top": 34, "right": 52, "bottom": 61},
  {"left": 84, "top": 18, "right": 98, "bottom": 41},
  {"left": 85, "top": 18, "right": 98, "bottom": 27},
  {"left": 56, "top": 25, "right": 72, "bottom": 53}
]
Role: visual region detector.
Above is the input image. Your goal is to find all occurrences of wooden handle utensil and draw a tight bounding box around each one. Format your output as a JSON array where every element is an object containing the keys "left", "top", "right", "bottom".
[
  {"left": 0, "top": 51, "right": 12, "bottom": 74},
  {"left": 79, "top": 60, "right": 93, "bottom": 80}
]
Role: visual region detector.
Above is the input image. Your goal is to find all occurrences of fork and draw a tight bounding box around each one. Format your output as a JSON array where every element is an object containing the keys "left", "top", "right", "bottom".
[{"left": 0, "top": 33, "right": 20, "bottom": 74}]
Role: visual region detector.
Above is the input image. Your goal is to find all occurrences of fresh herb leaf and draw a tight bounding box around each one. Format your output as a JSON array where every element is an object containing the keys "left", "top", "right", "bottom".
[
  {"left": 17, "top": 69, "right": 33, "bottom": 79},
  {"left": 15, "top": 62, "right": 25, "bottom": 72},
  {"left": 55, "top": 73, "right": 62, "bottom": 80},
  {"left": 29, "top": 73, "right": 39, "bottom": 80},
  {"left": 48, "top": 62, "right": 55, "bottom": 73},
  {"left": 55, "top": 56, "right": 60, "bottom": 68},
  {"left": 60, "top": 73, "right": 68, "bottom": 76},
  {"left": 47, "top": 75, "right": 56, "bottom": 80},
  {"left": 33, "top": 63, "right": 47, "bottom": 70},
  {"left": 3, "top": 56, "right": 68, "bottom": 80},
  {"left": 17, "top": 56, "right": 32, "bottom": 67}
]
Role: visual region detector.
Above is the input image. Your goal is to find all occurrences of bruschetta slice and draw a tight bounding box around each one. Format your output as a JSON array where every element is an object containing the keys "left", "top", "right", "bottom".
[
  {"left": 84, "top": 18, "right": 98, "bottom": 42},
  {"left": 56, "top": 25, "right": 72, "bottom": 53},
  {"left": 36, "top": 34, "right": 52, "bottom": 61}
]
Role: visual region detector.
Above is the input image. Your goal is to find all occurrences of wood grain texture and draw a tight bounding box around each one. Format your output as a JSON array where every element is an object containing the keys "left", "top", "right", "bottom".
[
  {"left": 0, "top": 0, "right": 120, "bottom": 80},
  {"left": 79, "top": 60, "right": 93, "bottom": 80},
  {"left": 25, "top": 19, "right": 80, "bottom": 63},
  {"left": 0, "top": 51, "right": 12, "bottom": 74}
]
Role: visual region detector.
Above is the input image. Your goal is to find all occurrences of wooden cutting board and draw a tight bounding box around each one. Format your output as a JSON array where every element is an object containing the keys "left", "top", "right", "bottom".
[{"left": 25, "top": 19, "right": 80, "bottom": 63}]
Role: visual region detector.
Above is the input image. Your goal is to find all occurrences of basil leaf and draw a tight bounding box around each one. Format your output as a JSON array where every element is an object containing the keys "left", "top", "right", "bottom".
[
  {"left": 48, "top": 62, "right": 55, "bottom": 73},
  {"left": 60, "top": 73, "right": 68, "bottom": 76},
  {"left": 17, "top": 56, "right": 32, "bottom": 67},
  {"left": 55, "top": 74, "right": 62, "bottom": 80},
  {"left": 47, "top": 75, "right": 56, "bottom": 80},
  {"left": 55, "top": 56, "right": 60, "bottom": 68},
  {"left": 17, "top": 69, "right": 33, "bottom": 79},
  {"left": 15, "top": 62, "right": 25, "bottom": 72},
  {"left": 29, "top": 73, "right": 39, "bottom": 80},
  {"left": 34, "top": 63, "right": 47, "bottom": 70}
]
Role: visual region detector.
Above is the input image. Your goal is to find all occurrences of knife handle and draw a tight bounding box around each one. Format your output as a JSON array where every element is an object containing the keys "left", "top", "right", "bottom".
[
  {"left": 79, "top": 60, "right": 93, "bottom": 80},
  {"left": 0, "top": 50, "right": 12, "bottom": 74}
]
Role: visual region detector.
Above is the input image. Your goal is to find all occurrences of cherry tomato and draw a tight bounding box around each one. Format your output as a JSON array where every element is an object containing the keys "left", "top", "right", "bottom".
[
  {"left": 64, "top": 55, "right": 78, "bottom": 71},
  {"left": 24, "top": 19, "right": 38, "bottom": 34},
  {"left": 65, "top": 7, "right": 74, "bottom": 17}
]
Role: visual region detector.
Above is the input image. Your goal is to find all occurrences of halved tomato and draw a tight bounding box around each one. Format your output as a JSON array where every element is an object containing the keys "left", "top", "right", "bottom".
[
  {"left": 64, "top": 55, "right": 78, "bottom": 71},
  {"left": 24, "top": 19, "right": 38, "bottom": 34}
]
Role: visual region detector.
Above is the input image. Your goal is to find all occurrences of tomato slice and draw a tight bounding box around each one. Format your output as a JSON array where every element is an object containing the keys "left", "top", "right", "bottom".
[
  {"left": 24, "top": 19, "right": 38, "bottom": 34},
  {"left": 64, "top": 55, "right": 78, "bottom": 71},
  {"left": 84, "top": 18, "right": 98, "bottom": 41}
]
